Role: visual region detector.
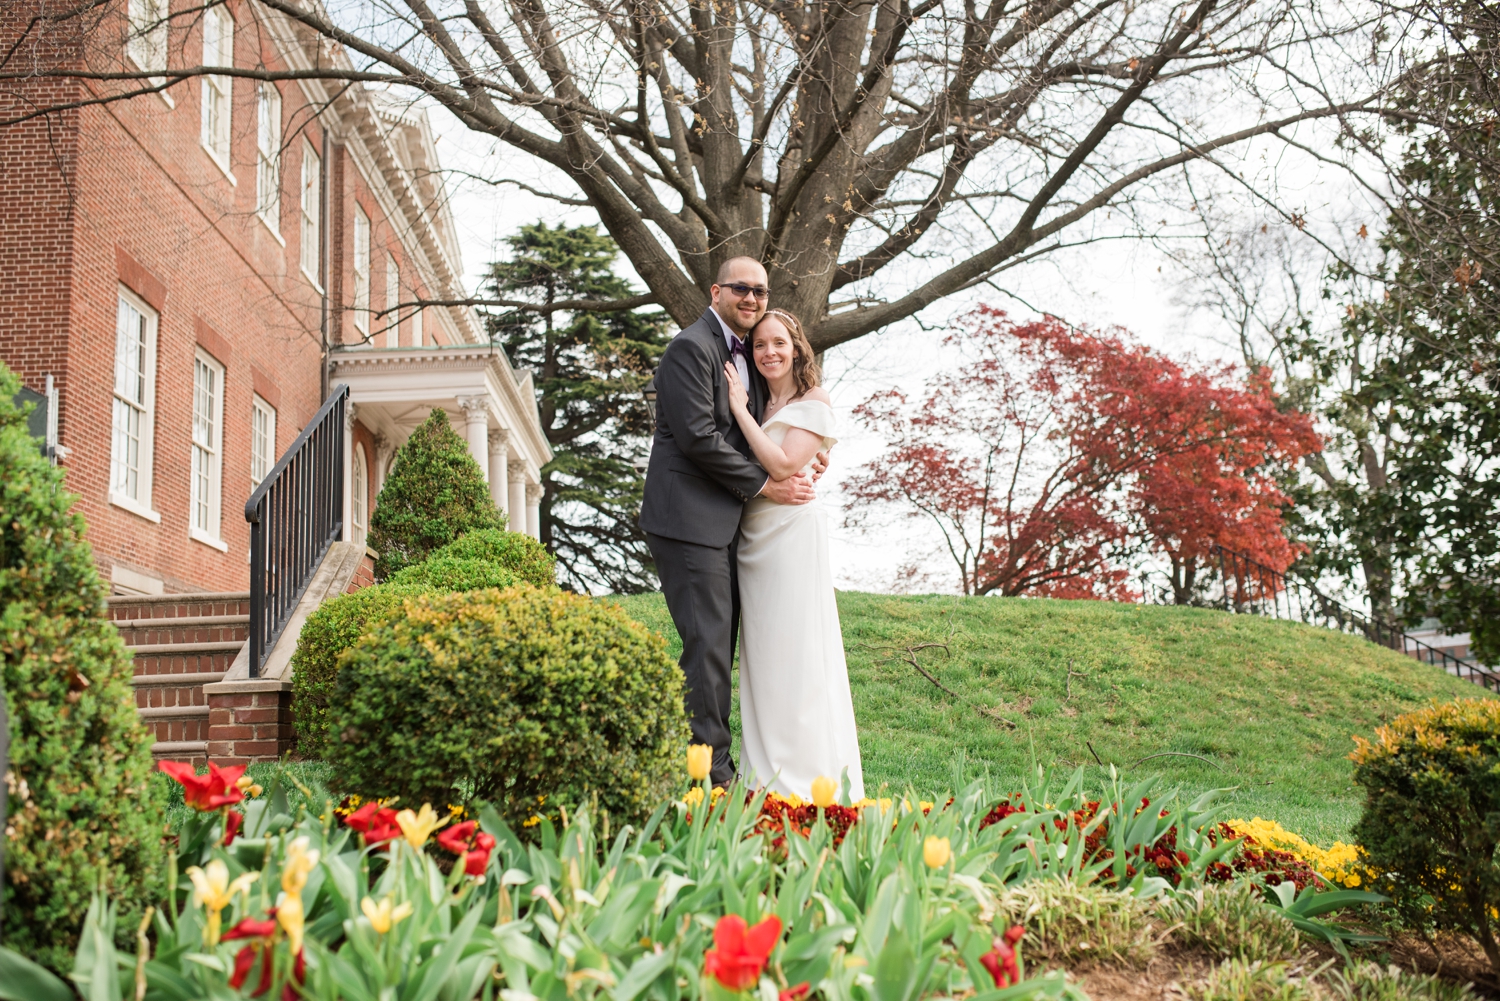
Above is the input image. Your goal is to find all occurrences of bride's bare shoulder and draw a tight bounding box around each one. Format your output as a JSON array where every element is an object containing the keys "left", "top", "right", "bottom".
[{"left": 799, "top": 387, "right": 833, "bottom": 406}]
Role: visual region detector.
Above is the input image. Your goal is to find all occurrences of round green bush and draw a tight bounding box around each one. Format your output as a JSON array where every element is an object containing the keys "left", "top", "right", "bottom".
[
  {"left": 0, "top": 364, "right": 163, "bottom": 969},
  {"left": 387, "top": 556, "right": 519, "bottom": 592},
  {"left": 326, "top": 588, "right": 688, "bottom": 830},
  {"left": 368, "top": 408, "right": 505, "bottom": 580},
  {"left": 419, "top": 528, "right": 556, "bottom": 587}
]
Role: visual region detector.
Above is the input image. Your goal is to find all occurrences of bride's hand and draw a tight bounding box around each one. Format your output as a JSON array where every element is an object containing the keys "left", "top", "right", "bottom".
[{"left": 723, "top": 362, "right": 750, "bottom": 414}]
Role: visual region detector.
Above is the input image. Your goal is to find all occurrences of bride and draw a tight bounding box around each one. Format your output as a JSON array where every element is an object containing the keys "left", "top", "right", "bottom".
[{"left": 724, "top": 309, "right": 864, "bottom": 802}]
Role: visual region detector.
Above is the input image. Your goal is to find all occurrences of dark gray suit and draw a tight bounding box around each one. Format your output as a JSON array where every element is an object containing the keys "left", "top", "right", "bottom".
[{"left": 640, "top": 309, "right": 767, "bottom": 784}]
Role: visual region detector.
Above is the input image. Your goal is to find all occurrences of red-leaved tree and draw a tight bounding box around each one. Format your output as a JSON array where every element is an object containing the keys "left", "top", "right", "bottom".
[{"left": 844, "top": 307, "right": 1319, "bottom": 598}]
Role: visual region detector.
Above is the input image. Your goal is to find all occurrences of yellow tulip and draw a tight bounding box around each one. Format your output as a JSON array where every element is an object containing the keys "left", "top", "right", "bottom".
[
  {"left": 396, "top": 803, "right": 448, "bottom": 849},
  {"left": 923, "top": 836, "right": 951, "bottom": 870},
  {"left": 185, "top": 860, "right": 258, "bottom": 946},
  {"left": 281, "top": 836, "right": 320, "bottom": 896},
  {"left": 810, "top": 775, "right": 837, "bottom": 808},
  {"left": 687, "top": 744, "right": 713, "bottom": 781},
  {"left": 360, "top": 896, "right": 414, "bottom": 934},
  {"left": 277, "top": 891, "right": 306, "bottom": 954}
]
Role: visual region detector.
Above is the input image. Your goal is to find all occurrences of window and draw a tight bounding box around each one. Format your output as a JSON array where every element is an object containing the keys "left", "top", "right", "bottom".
[
  {"left": 352, "top": 206, "right": 370, "bottom": 336},
  {"left": 256, "top": 83, "right": 281, "bottom": 230},
  {"left": 126, "top": 0, "right": 167, "bottom": 76},
  {"left": 191, "top": 351, "right": 225, "bottom": 548},
  {"left": 200, "top": 5, "right": 233, "bottom": 168},
  {"left": 351, "top": 445, "right": 368, "bottom": 546},
  {"left": 411, "top": 301, "right": 423, "bottom": 347},
  {"left": 300, "top": 143, "right": 321, "bottom": 282},
  {"left": 384, "top": 254, "right": 399, "bottom": 347},
  {"left": 251, "top": 394, "right": 276, "bottom": 486},
  {"left": 111, "top": 289, "right": 157, "bottom": 519}
]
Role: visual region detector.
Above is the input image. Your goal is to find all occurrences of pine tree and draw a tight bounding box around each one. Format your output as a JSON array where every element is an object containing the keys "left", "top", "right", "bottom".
[
  {"left": 367, "top": 408, "right": 504, "bottom": 580},
  {"left": 486, "top": 223, "right": 669, "bottom": 593}
]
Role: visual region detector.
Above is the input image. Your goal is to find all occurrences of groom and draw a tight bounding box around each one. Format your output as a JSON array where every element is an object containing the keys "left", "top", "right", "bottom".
[{"left": 640, "top": 257, "right": 820, "bottom": 787}]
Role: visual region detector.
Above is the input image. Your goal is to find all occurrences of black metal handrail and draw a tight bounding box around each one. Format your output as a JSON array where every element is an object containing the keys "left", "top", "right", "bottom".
[
  {"left": 1210, "top": 544, "right": 1500, "bottom": 691},
  {"left": 245, "top": 385, "right": 347, "bottom": 676}
]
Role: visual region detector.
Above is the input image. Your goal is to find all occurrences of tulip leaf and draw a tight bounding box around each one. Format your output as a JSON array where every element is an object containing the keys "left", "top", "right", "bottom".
[
  {"left": 613, "top": 949, "right": 675, "bottom": 1001},
  {"left": 0, "top": 946, "right": 74, "bottom": 1001},
  {"left": 871, "top": 927, "right": 920, "bottom": 1001}
]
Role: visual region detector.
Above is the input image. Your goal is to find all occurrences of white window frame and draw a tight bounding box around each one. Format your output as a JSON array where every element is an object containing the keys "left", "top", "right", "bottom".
[
  {"left": 351, "top": 444, "right": 369, "bottom": 546},
  {"left": 384, "top": 253, "right": 399, "bottom": 347},
  {"left": 251, "top": 394, "right": 276, "bottom": 487},
  {"left": 126, "top": 0, "right": 170, "bottom": 104},
  {"left": 110, "top": 287, "right": 160, "bottom": 523},
  {"left": 300, "top": 142, "right": 321, "bottom": 286},
  {"left": 190, "top": 350, "right": 227, "bottom": 551},
  {"left": 411, "top": 300, "right": 423, "bottom": 347},
  {"left": 352, "top": 205, "right": 370, "bottom": 337},
  {"left": 256, "top": 82, "right": 282, "bottom": 237},
  {"left": 199, "top": 5, "right": 234, "bottom": 179}
]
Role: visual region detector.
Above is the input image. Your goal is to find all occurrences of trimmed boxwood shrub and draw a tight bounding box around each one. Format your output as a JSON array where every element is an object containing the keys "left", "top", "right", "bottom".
[
  {"left": 326, "top": 588, "right": 688, "bottom": 830},
  {"left": 368, "top": 408, "right": 505, "bottom": 580},
  {"left": 0, "top": 364, "right": 163, "bottom": 969},
  {"left": 387, "top": 557, "right": 519, "bottom": 592},
  {"left": 417, "top": 528, "right": 556, "bottom": 588},
  {"left": 1351, "top": 698, "right": 1500, "bottom": 975}
]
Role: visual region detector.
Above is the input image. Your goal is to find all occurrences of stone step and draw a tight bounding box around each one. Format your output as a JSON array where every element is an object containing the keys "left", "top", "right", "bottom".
[
  {"left": 130, "top": 671, "right": 225, "bottom": 688},
  {"left": 126, "top": 640, "right": 244, "bottom": 656},
  {"left": 151, "top": 740, "right": 208, "bottom": 763},
  {"left": 115, "top": 615, "right": 249, "bottom": 647}
]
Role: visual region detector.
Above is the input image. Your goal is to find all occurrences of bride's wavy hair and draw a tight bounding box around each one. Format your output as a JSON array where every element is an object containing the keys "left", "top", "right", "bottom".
[{"left": 754, "top": 309, "right": 821, "bottom": 396}]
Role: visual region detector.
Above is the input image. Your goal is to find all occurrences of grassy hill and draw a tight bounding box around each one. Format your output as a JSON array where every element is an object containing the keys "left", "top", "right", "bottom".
[{"left": 606, "top": 591, "right": 1488, "bottom": 843}]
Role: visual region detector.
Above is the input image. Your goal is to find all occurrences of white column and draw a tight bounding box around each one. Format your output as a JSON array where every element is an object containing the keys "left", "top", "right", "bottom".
[
  {"left": 508, "top": 459, "right": 527, "bottom": 535},
  {"left": 456, "top": 397, "right": 489, "bottom": 482},
  {"left": 342, "top": 402, "right": 357, "bottom": 541},
  {"left": 373, "top": 432, "right": 392, "bottom": 494},
  {"left": 488, "top": 429, "right": 510, "bottom": 519},
  {"left": 525, "top": 482, "right": 542, "bottom": 540}
]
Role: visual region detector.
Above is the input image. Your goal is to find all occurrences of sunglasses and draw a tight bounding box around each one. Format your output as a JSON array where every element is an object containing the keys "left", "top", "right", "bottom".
[{"left": 719, "top": 282, "right": 770, "bottom": 300}]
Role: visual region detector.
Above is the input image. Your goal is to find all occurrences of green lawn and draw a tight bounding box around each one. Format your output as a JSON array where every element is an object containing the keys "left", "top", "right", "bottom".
[{"left": 605, "top": 591, "right": 1487, "bottom": 844}]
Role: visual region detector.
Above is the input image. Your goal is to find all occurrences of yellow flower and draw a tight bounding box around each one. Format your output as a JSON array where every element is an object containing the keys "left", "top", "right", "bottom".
[
  {"left": 185, "top": 860, "right": 258, "bottom": 947},
  {"left": 360, "top": 896, "right": 413, "bottom": 934},
  {"left": 281, "top": 836, "right": 320, "bottom": 896},
  {"left": 683, "top": 787, "right": 704, "bottom": 807},
  {"left": 395, "top": 803, "right": 448, "bottom": 849},
  {"left": 687, "top": 744, "right": 713, "bottom": 781},
  {"left": 277, "top": 891, "right": 306, "bottom": 954},
  {"left": 810, "top": 776, "right": 837, "bottom": 808},
  {"left": 923, "top": 836, "right": 951, "bottom": 869},
  {"left": 236, "top": 774, "right": 264, "bottom": 798},
  {"left": 1344, "top": 873, "right": 1362, "bottom": 887}
]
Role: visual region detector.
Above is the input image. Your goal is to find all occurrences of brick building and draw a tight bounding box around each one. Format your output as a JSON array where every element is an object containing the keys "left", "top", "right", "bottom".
[{"left": 2, "top": 1, "right": 551, "bottom": 761}]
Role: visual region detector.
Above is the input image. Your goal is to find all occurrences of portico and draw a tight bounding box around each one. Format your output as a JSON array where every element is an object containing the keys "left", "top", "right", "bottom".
[{"left": 331, "top": 344, "right": 551, "bottom": 538}]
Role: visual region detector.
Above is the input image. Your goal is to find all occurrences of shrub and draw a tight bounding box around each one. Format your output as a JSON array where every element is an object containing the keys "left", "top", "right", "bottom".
[
  {"left": 0, "top": 364, "right": 163, "bottom": 969},
  {"left": 418, "top": 527, "right": 556, "bottom": 587},
  {"left": 326, "top": 587, "right": 689, "bottom": 830},
  {"left": 998, "top": 879, "right": 1155, "bottom": 965},
  {"left": 367, "top": 409, "right": 505, "bottom": 579},
  {"left": 386, "top": 556, "right": 519, "bottom": 592},
  {"left": 1158, "top": 882, "right": 1301, "bottom": 962},
  {"left": 1324, "top": 962, "right": 1477, "bottom": 1001},
  {"left": 289, "top": 583, "right": 426, "bottom": 757},
  {"left": 1350, "top": 699, "right": 1500, "bottom": 975},
  {"left": 1185, "top": 958, "right": 1319, "bottom": 1001}
]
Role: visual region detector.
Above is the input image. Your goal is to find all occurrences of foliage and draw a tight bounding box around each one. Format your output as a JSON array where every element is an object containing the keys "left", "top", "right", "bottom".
[
  {"left": 327, "top": 587, "right": 690, "bottom": 830},
  {"left": 486, "top": 223, "right": 668, "bottom": 594},
  {"left": 1185, "top": 958, "right": 1321, "bottom": 1001},
  {"left": 1157, "top": 882, "right": 1301, "bottom": 963},
  {"left": 1323, "top": 961, "right": 1479, "bottom": 1001},
  {"left": 1350, "top": 698, "right": 1500, "bottom": 974},
  {"left": 0, "top": 363, "right": 163, "bottom": 970},
  {"left": 412, "top": 527, "right": 557, "bottom": 588},
  {"left": 1224, "top": 818, "right": 1367, "bottom": 889},
  {"left": 289, "top": 583, "right": 427, "bottom": 758},
  {"left": 998, "top": 879, "right": 1156, "bottom": 966},
  {"left": 386, "top": 556, "right": 518, "bottom": 592},
  {"left": 367, "top": 408, "right": 505, "bottom": 580},
  {"left": 846, "top": 309, "right": 1317, "bottom": 599}
]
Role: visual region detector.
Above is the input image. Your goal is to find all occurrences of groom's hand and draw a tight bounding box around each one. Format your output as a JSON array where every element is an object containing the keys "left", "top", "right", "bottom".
[
  {"left": 760, "top": 472, "right": 816, "bottom": 505},
  {"left": 811, "top": 450, "right": 830, "bottom": 481}
]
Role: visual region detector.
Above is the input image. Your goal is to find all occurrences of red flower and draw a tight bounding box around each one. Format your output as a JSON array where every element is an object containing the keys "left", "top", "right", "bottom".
[
  {"left": 779, "top": 983, "right": 811, "bottom": 1001},
  {"left": 343, "top": 801, "right": 401, "bottom": 848},
  {"left": 703, "top": 914, "right": 782, "bottom": 990},
  {"left": 223, "top": 915, "right": 279, "bottom": 941},
  {"left": 281, "top": 949, "right": 305, "bottom": 1001},
  {"left": 223, "top": 809, "right": 245, "bottom": 846},
  {"left": 437, "top": 821, "right": 497, "bottom": 876},
  {"left": 979, "top": 926, "right": 1024, "bottom": 988},
  {"left": 159, "top": 761, "right": 246, "bottom": 811},
  {"left": 224, "top": 913, "right": 278, "bottom": 995}
]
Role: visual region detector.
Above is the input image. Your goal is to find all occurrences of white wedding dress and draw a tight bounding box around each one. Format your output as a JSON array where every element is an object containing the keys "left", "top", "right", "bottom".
[{"left": 737, "top": 400, "right": 864, "bottom": 801}]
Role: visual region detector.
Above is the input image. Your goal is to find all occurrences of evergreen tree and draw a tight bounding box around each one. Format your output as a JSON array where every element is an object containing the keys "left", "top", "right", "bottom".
[
  {"left": 486, "top": 223, "right": 668, "bottom": 593},
  {"left": 367, "top": 408, "right": 505, "bottom": 580}
]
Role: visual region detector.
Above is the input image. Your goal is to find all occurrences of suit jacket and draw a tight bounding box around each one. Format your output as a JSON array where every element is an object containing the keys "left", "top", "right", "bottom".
[{"left": 639, "top": 309, "right": 768, "bottom": 547}]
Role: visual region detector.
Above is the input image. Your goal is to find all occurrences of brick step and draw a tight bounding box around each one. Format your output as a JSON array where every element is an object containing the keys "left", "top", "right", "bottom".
[
  {"left": 142, "top": 712, "right": 210, "bottom": 746},
  {"left": 107, "top": 591, "right": 251, "bottom": 623},
  {"left": 131, "top": 649, "right": 239, "bottom": 676},
  {"left": 114, "top": 614, "right": 249, "bottom": 647}
]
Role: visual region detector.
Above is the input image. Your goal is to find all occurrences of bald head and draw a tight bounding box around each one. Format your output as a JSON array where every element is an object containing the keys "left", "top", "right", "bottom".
[
  {"left": 710, "top": 257, "right": 770, "bottom": 336},
  {"left": 716, "top": 256, "right": 765, "bottom": 283}
]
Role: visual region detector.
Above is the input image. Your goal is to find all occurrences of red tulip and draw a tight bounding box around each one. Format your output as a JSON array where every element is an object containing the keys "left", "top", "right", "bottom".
[
  {"left": 280, "top": 949, "right": 305, "bottom": 1001},
  {"left": 222, "top": 915, "right": 279, "bottom": 941},
  {"left": 344, "top": 801, "right": 401, "bottom": 848},
  {"left": 159, "top": 761, "right": 246, "bottom": 811},
  {"left": 437, "top": 821, "right": 497, "bottom": 875},
  {"left": 703, "top": 914, "right": 782, "bottom": 990},
  {"left": 223, "top": 809, "right": 245, "bottom": 846},
  {"left": 779, "top": 983, "right": 811, "bottom": 1001},
  {"left": 979, "top": 926, "right": 1024, "bottom": 988},
  {"left": 223, "top": 913, "right": 278, "bottom": 995}
]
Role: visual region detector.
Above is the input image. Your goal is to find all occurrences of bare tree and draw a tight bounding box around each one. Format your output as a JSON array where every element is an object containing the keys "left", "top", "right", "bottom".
[{"left": 2, "top": 0, "right": 1399, "bottom": 348}]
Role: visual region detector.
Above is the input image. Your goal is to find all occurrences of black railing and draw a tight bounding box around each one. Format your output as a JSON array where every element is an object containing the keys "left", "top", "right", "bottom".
[
  {"left": 245, "top": 385, "right": 347, "bottom": 677},
  {"left": 1209, "top": 544, "right": 1500, "bottom": 692}
]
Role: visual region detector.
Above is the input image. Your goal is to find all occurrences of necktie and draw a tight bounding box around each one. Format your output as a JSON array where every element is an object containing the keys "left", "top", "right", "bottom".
[{"left": 728, "top": 336, "right": 747, "bottom": 361}]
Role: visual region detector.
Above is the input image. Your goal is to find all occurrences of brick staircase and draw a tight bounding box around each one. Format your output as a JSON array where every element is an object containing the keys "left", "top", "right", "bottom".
[{"left": 107, "top": 592, "right": 250, "bottom": 764}]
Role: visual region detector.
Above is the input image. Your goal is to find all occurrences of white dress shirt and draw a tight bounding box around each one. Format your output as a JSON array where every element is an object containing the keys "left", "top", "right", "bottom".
[{"left": 707, "top": 309, "right": 752, "bottom": 392}]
